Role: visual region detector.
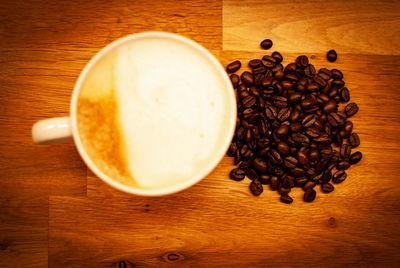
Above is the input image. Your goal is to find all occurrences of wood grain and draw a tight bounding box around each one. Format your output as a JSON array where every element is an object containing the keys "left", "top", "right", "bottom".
[{"left": 1, "top": 0, "right": 400, "bottom": 267}]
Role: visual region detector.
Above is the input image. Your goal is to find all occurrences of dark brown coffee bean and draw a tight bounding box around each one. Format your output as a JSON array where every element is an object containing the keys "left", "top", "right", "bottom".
[
  {"left": 277, "top": 107, "right": 291, "bottom": 122},
  {"left": 226, "top": 60, "right": 241, "bottom": 73},
  {"left": 265, "top": 106, "right": 278, "bottom": 120},
  {"left": 321, "top": 183, "right": 334, "bottom": 193},
  {"left": 281, "top": 174, "right": 295, "bottom": 188},
  {"left": 230, "top": 168, "right": 245, "bottom": 181},
  {"left": 271, "top": 51, "right": 283, "bottom": 63},
  {"left": 331, "top": 79, "right": 345, "bottom": 89},
  {"left": 316, "top": 158, "right": 328, "bottom": 172},
  {"left": 287, "top": 92, "right": 302, "bottom": 104},
  {"left": 273, "top": 96, "right": 288, "bottom": 108},
  {"left": 257, "top": 137, "right": 270, "bottom": 148},
  {"left": 291, "top": 167, "right": 306, "bottom": 177},
  {"left": 349, "top": 133, "right": 360, "bottom": 148},
  {"left": 332, "top": 170, "right": 347, "bottom": 183},
  {"left": 314, "top": 75, "right": 327, "bottom": 87},
  {"left": 270, "top": 176, "right": 280, "bottom": 190},
  {"left": 276, "top": 124, "right": 289, "bottom": 138},
  {"left": 345, "top": 102, "right": 359, "bottom": 117},
  {"left": 262, "top": 55, "right": 277, "bottom": 68},
  {"left": 303, "top": 180, "right": 317, "bottom": 191},
  {"left": 248, "top": 59, "right": 262, "bottom": 69},
  {"left": 230, "top": 74, "right": 240, "bottom": 88},
  {"left": 331, "top": 69, "right": 343, "bottom": 80},
  {"left": 290, "top": 109, "right": 301, "bottom": 122},
  {"left": 304, "top": 189, "right": 316, "bottom": 202},
  {"left": 241, "top": 71, "right": 255, "bottom": 86},
  {"left": 309, "top": 149, "right": 319, "bottom": 162},
  {"left": 307, "top": 83, "right": 319, "bottom": 92},
  {"left": 302, "top": 114, "right": 316, "bottom": 128},
  {"left": 274, "top": 167, "right": 284, "bottom": 176},
  {"left": 242, "top": 120, "right": 255, "bottom": 129},
  {"left": 234, "top": 149, "right": 241, "bottom": 165},
  {"left": 283, "top": 63, "right": 297, "bottom": 74},
  {"left": 297, "top": 151, "right": 309, "bottom": 166},
  {"left": 284, "top": 156, "right": 298, "bottom": 169},
  {"left": 340, "top": 144, "right": 351, "bottom": 159},
  {"left": 278, "top": 186, "right": 291, "bottom": 195},
  {"left": 274, "top": 69, "right": 285, "bottom": 80},
  {"left": 249, "top": 86, "right": 260, "bottom": 97},
  {"left": 239, "top": 160, "right": 251, "bottom": 170},
  {"left": 323, "top": 100, "right": 338, "bottom": 114},
  {"left": 227, "top": 142, "right": 238, "bottom": 157},
  {"left": 327, "top": 49, "right": 337, "bottom": 62},
  {"left": 350, "top": 151, "right": 362, "bottom": 164},
  {"left": 281, "top": 80, "right": 293, "bottom": 90},
  {"left": 305, "top": 127, "right": 320, "bottom": 138},
  {"left": 250, "top": 179, "right": 263, "bottom": 196},
  {"left": 296, "top": 55, "right": 309, "bottom": 68},
  {"left": 289, "top": 122, "right": 301, "bottom": 133},
  {"left": 340, "top": 87, "right": 350, "bottom": 103},
  {"left": 268, "top": 149, "right": 283, "bottom": 165},
  {"left": 260, "top": 39, "right": 273, "bottom": 49},
  {"left": 314, "top": 133, "right": 329, "bottom": 143},
  {"left": 246, "top": 168, "right": 259, "bottom": 181},
  {"left": 296, "top": 177, "right": 308, "bottom": 186},
  {"left": 242, "top": 95, "right": 256, "bottom": 108},
  {"left": 280, "top": 194, "right": 293, "bottom": 204},
  {"left": 292, "top": 133, "right": 310, "bottom": 144},
  {"left": 301, "top": 94, "right": 317, "bottom": 108},
  {"left": 252, "top": 158, "right": 267, "bottom": 173},
  {"left": 259, "top": 175, "right": 271, "bottom": 185},
  {"left": 252, "top": 65, "right": 268, "bottom": 75},
  {"left": 277, "top": 141, "right": 290, "bottom": 156},
  {"left": 328, "top": 112, "right": 346, "bottom": 127},
  {"left": 337, "top": 160, "right": 350, "bottom": 170},
  {"left": 318, "top": 68, "right": 331, "bottom": 81}
]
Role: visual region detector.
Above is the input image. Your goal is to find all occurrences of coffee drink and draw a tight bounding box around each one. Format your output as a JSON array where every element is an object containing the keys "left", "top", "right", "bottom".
[{"left": 77, "top": 36, "right": 233, "bottom": 189}]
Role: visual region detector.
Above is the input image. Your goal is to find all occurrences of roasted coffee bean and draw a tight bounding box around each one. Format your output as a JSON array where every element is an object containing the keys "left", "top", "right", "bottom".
[
  {"left": 340, "top": 144, "right": 351, "bottom": 159},
  {"left": 262, "top": 55, "right": 277, "bottom": 68},
  {"left": 314, "top": 133, "right": 329, "bottom": 143},
  {"left": 258, "top": 119, "right": 267, "bottom": 136},
  {"left": 227, "top": 142, "right": 238, "bottom": 157},
  {"left": 230, "top": 74, "right": 240, "bottom": 88},
  {"left": 257, "top": 147, "right": 269, "bottom": 157},
  {"left": 337, "top": 160, "right": 350, "bottom": 170},
  {"left": 280, "top": 194, "right": 293, "bottom": 204},
  {"left": 249, "top": 59, "right": 263, "bottom": 69},
  {"left": 288, "top": 92, "right": 302, "bottom": 104},
  {"left": 284, "top": 63, "right": 297, "bottom": 74},
  {"left": 268, "top": 149, "right": 283, "bottom": 164},
  {"left": 246, "top": 168, "right": 259, "bottom": 181},
  {"left": 282, "top": 174, "right": 295, "bottom": 188},
  {"left": 277, "top": 141, "right": 290, "bottom": 156},
  {"left": 257, "top": 137, "right": 270, "bottom": 148},
  {"left": 242, "top": 95, "right": 257, "bottom": 108},
  {"left": 252, "top": 158, "right": 267, "bottom": 173},
  {"left": 291, "top": 167, "right": 306, "bottom": 177},
  {"left": 230, "top": 168, "right": 245, "bottom": 181},
  {"left": 349, "top": 133, "right": 360, "bottom": 148},
  {"left": 234, "top": 150, "right": 241, "bottom": 165},
  {"left": 274, "top": 166, "right": 284, "bottom": 176},
  {"left": 241, "top": 71, "right": 255, "bottom": 86},
  {"left": 252, "top": 65, "right": 268, "bottom": 75},
  {"left": 332, "top": 170, "right": 347, "bottom": 183},
  {"left": 274, "top": 69, "right": 285, "bottom": 80},
  {"left": 242, "top": 120, "right": 255, "bottom": 129},
  {"left": 289, "top": 122, "right": 302, "bottom": 133},
  {"left": 321, "top": 183, "right": 334, "bottom": 193},
  {"left": 345, "top": 102, "right": 359, "bottom": 117},
  {"left": 350, "top": 151, "right": 362, "bottom": 164},
  {"left": 281, "top": 80, "right": 293, "bottom": 90},
  {"left": 305, "top": 127, "right": 320, "bottom": 138},
  {"left": 296, "top": 176, "right": 308, "bottom": 186},
  {"left": 226, "top": 60, "right": 241, "bottom": 73},
  {"left": 277, "top": 107, "right": 291, "bottom": 122},
  {"left": 261, "top": 76, "right": 274, "bottom": 88},
  {"left": 259, "top": 175, "right": 271, "bottom": 185},
  {"left": 296, "top": 55, "right": 309, "bottom": 68},
  {"left": 273, "top": 96, "right": 288, "bottom": 108},
  {"left": 239, "top": 160, "right": 251, "bottom": 170},
  {"left": 297, "top": 151, "right": 309, "bottom": 166},
  {"left": 304, "top": 189, "right": 316, "bottom": 202},
  {"left": 249, "top": 86, "right": 260, "bottom": 97},
  {"left": 328, "top": 112, "right": 345, "bottom": 127},
  {"left": 331, "top": 79, "right": 345, "bottom": 89},
  {"left": 276, "top": 124, "right": 289, "bottom": 138},
  {"left": 271, "top": 51, "right": 283, "bottom": 63},
  {"left": 250, "top": 179, "right": 263, "bottom": 196},
  {"left": 314, "top": 75, "right": 327, "bottom": 87},
  {"left": 307, "top": 83, "right": 319, "bottom": 92},
  {"left": 323, "top": 100, "right": 338, "bottom": 114},
  {"left": 290, "top": 109, "right": 301, "bottom": 122},
  {"left": 292, "top": 133, "right": 310, "bottom": 144},
  {"left": 302, "top": 114, "right": 316, "bottom": 128},
  {"left": 340, "top": 87, "right": 350, "bottom": 102},
  {"left": 327, "top": 49, "right": 337, "bottom": 62},
  {"left": 309, "top": 149, "right": 319, "bottom": 162},
  {"left": 331, "top": 69, "right": 343, "bottom": 80},
  {"left": 270, "top": 176, "right": 280, "bottom": 190},
  {"left": 303, "top": 180, "right": 317, "bottom": 191},
  {"left": 284, "top": 156, "right": 298, "bottom": 169},
  {"left": 260, "top": 39, "right": 273, "bottom": 49},
  {"left": 265, "top": 106, "right": 278, "bottom": 120},
  {"left": 301, "top": 94, "right": 317, "bottom": 108},
  {"left": 319, "top": 94, "right": 330, "bottom": 104},
  {"left": 278, "top": 187, "right": 291, "bottom": 195},
  {"left": 318, "top": 68, "right": 331, "bottom": 81}
]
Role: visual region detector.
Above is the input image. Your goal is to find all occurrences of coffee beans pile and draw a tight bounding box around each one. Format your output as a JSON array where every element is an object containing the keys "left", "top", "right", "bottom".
[{"left": 226, "top": 42, "right": 362, "bottom": 203}]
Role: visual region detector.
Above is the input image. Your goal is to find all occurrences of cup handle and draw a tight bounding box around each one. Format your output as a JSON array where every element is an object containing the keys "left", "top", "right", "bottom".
[{"left": 32, "top": 117, "right": 73, "bottom": 144}]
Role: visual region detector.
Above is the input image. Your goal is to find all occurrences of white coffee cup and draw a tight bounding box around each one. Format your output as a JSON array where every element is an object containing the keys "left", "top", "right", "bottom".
[{"left": 32, "top": 32, "right": 236, "bottom": 196}]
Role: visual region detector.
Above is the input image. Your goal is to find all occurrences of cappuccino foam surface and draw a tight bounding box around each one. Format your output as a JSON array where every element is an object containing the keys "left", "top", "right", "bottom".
[{"left": 77, "top": 37, "right": 231, "bottom": 189}]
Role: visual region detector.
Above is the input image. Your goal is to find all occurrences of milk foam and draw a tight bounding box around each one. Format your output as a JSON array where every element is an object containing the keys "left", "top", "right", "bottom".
[{"left": 114, "top": 38, "right": 227, "bottom": 189}]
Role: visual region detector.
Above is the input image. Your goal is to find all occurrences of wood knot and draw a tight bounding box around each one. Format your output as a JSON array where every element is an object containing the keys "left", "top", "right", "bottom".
[
  {"left": 163, "top": 252, "right": 184, "bottom": 263},
  {"left": 116, "top": 260, "right": 133, "bottom": 268},
  {"left": 328, "top": 217, "right": 337, "bottom": 228}
]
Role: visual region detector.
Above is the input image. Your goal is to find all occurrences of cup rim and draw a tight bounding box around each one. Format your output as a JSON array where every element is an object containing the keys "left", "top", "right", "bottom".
[{"left": 70, "top": 31, "right": 236, "bottom": 196}]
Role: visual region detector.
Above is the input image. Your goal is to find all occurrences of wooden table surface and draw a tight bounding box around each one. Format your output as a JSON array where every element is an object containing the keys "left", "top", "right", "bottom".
[{"left": 1, "top": 0, "right": 400, "bottom": 267}]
